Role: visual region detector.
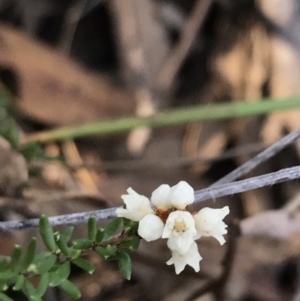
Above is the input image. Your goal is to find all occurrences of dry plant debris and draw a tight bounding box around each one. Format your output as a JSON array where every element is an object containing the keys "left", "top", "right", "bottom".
[{"left": 0, "top": 0, "right": 300, "bottom": 300}]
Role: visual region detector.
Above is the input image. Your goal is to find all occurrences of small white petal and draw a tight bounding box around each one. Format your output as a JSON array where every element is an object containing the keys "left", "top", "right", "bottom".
[
  {"left": 122, "top": 194, "right": 150, "bottom": 211},
  {"left": 167, "top": 236, "right": 194, "bottom": 254},
  {"left": 194, "top": 206, "right": 229, "bottom": 245},
  {"left": 162, "top": 223, "right": 172, "bottom": 238},
  {"left": 116, "top": 208, "right": 138, "bottom": 221},
  {"left": 169, "top": 181, "right": 194, "bottom": 209},
  {"left": 117, "top": 188, "right": 154, "bottom": 221},
  {"left": 162, "top": 211, "right": 197, "bottom": 238},
  {"left": 213, "top": 234, "right": 226, "bottom": 245},
  {"left": 151, "top": 184, "right": 172, "bottom": 210},
  {"left": 166, "top": 242, "right": 202, "bottom": 274},
  {"left": 138, "top": 214, "right": 164, "bottom": 241},
  {"left": 127, "top": 187, "right": 139, "bottom": 196}
]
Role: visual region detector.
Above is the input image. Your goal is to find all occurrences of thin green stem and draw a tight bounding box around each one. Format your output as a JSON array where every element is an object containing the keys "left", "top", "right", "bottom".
[{"left": 25, "top": 97, "right": 300, "bottom": 143}]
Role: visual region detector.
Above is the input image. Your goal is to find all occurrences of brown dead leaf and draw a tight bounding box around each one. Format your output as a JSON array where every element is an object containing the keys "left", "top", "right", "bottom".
[
  {"left": 0, "top": 24, "right": 134, "bottom": 126},
  {"left": 240, "top": 209, "right": 300, "bottom": 238},
  {"left": 213, "top": 22, "right": 269, "bottom": 101},
  {"left": 260, "top": 11, "right": 300, "bottom": 157}
]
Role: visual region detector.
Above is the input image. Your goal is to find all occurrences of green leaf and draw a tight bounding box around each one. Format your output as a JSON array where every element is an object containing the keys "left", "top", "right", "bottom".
[
  {"left": 0, "top": 270, "right": 17, "bottom": 283},
  {"left": 58, "top": 279, "right": 81, "bottom": 299},
  {"left": 88, "top": 217, "right": 97, "bottom": 241},
  {"left": 60, "top": 227, "right": 74, "bottom": 243},
  {"left": 49, "top": 261, "right": 71, "bottom": 287},
  {"left": 39, "top": 215, "right": 57, "bottom": 252},
  {"left": 10, "top": 245, "right": 22, "bottom": 272},
  {"left": 120, "top": 236, "right": 140, "bottom": 251},
  {"left": 72, "top": 239, "right": 93, "bottom": 250},
  {"left": 22, "top": 279, "right": 38, "bottom": 301},
  {"left": 54, "top": 232, "right": 71, "bottom": 256},
  {"left": 70, "top": 249, "right": 81, "bottom": 260},
  {"left": 35, "top": 273, "right": 50, "bottom": 298},
  {"left": 20, "top": 237, "right": 37, "bottom": 272},
  {"left": 0, "top": 92, "right": 10, "bottom": 108},
  {"left": 2, "top": 119, "right": 19, "bottom": 150},
  {"left": 117, "top": 250, "right": 131, "bottom": 280},
  {"left": 95, "top": 228, "right": 104, "bottom": 243},
  {"left": 0, "top": 259, "right": 8, "bottom": 272},
  {"left": 0, "top": 284, "right": 8, "bottom": 292},
  {"left": 122, "top": 218, "right": 139, "bottom": 233},
  {"left": 31, "top": 253, "right": 57, "bottom": 275},
  {"left": 12, "top": 274, "right": 25, "bottom": 291},
  {"left": 103, "top": 218, "right": 122, "bottom": 241},
  {"left": 0, "top": 293, "right": 14, "bottom": 301},
  {"left": 19, "top": 142, "right": 43, "bottom": 163},
  {"left": 96, "top": 245, "right": 117, "bottom": 260},
  {"left": 72, "top": 258, "right": 95, "bottom": 274}
]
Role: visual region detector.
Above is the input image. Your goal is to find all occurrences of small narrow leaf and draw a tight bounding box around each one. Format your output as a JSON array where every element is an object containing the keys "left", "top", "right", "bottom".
[
  {"left": 22, "top": 279, "right": 37, "bottom": 301},
  {"left": 4, "top": 120, "right": 19, "bottom": 150},
  {"left": 95, "top": 228, "right": 104, "bottom": 243},
  {"left": 58, "top": 279, "right": 81, "bottom": 299},
  {"left": 122, "top": 218, "right": 139, "bottom": 233},
  {"left": 88, "top": 217, "right": 97, "bottom": 241},
  {"left": 10, "top": 245, "right": 22, "bottom": 272},
  {"left": 49, "top": 261, "right": 71, "bottom": 287},
  {"left": 70, "top": 249, "right": 81, "bottom": 260},
  {"left": 13, "top": 275, "right": 25, "bottom": 291},
  {"left": 60, "top": 227, "right": 74, "bottom": 244},
  {"left": 122, "top": 218, "right": 132, "bottom": 228},
  {"left": 96, "top": 245, "right": 117, "bottom": 260},
  {"left": 96, "top": 246, "right": 110, "bottom": 259},
  {"left": 0, "top": 293, "right": 14, "bottom": 301},
  {"left": 106, "top": 245, "right": 117, "bottom": 254},
  {"left": 102, "top": 218, "right": 122, "bottom": 241},
  {"left": 21, "top": 237, "right": 37, "bottom": 272},
  {"left": 0, "top": 283, "right": 8, "bottom": 292},
  {"left": 31, "top": 253, "right": 57, "bottom": 275},
  {"left": 120, "top": 236, "right": 140, "bottom": 251},
  {"left": 0, "top": 259, "right": 8, "bottom": 272},
  {"left": 19, "top": 141, "right": 43, "bottom": 163},
  {"left": 117, "top": 250, "right": 131, "bottom": 280},
  {"left": 72, "top": 258, "right": 95, "bottom": 274},
  {"left": 35, "top": 273, "right": 50, "bottom": 298},
  {"left": 54, "top": 232, "right": 71, "bottom": 256},
  {"left": 72, "top": 239, "right": 93, "bottom": 250},
  {"left": 39, "top": 215, "right": 57, "bottom": 252},
  {"left": 0, "top": 270, "right": 17, "bottom": 283}
]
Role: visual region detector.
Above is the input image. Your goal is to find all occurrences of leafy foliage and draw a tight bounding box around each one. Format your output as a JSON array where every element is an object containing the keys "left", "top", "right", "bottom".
[
  {"left": 0, "top": 91, "right": 60, "bottom": 164},
  {"left": 0, "top": 216, "right": 140, "bottom": 300}
]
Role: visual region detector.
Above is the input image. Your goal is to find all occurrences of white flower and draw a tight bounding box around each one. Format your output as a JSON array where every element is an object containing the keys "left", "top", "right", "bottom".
[
  {"left": 168, "top": 181, "right": 194, "bottom": 209},
  {"left": 167, "top": 241, "right": 202, "bottom": 274},
  {"left": 138, "top": 214, "right": 164, "bottom": 241},
  {"left": 116, "top": 188, "right": 154, "bottom": 222},
  {"left": 151, "top": 181, "right": 194, "bottom": 210},
  {"left": 151, "top": 184, "right": 172, "bottom": 210},
  {"left": 193, "top": 206, "right": 229, "bottom": 245},
  {"left": 162, "top": 211, "right": 197, "bottom": 253},
  {"left": 116, "top": 183, "right": 230, "bottom": 276}
]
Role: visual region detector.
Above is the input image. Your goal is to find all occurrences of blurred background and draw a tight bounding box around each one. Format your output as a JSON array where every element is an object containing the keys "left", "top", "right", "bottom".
[{"left": 1, "top": 0, "right": 300, "bottom": 300}]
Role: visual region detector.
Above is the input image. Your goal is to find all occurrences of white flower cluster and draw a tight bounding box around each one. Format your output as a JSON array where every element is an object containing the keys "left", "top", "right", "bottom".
[{"left": 116, "top": 181, "right": 229, "bottom": 274}]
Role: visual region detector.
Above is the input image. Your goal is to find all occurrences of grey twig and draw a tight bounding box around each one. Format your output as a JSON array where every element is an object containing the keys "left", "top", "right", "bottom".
[
  {"left": 1, "top": 165, "right": 300, "bottom": 232},
  {"left": 195, "top": 165, "right": 300, "bottom": 201},
  {"left": 212, "top": 127, "right": 300, "bottom": 186},
  {"left": 0, "top": 208, "right": 117, "bottom": 232}
]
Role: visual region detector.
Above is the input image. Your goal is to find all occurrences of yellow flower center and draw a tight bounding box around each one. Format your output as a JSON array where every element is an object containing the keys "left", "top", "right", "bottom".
[{"left": 174, "top": 221, "right": 186, "bottom": 233}]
